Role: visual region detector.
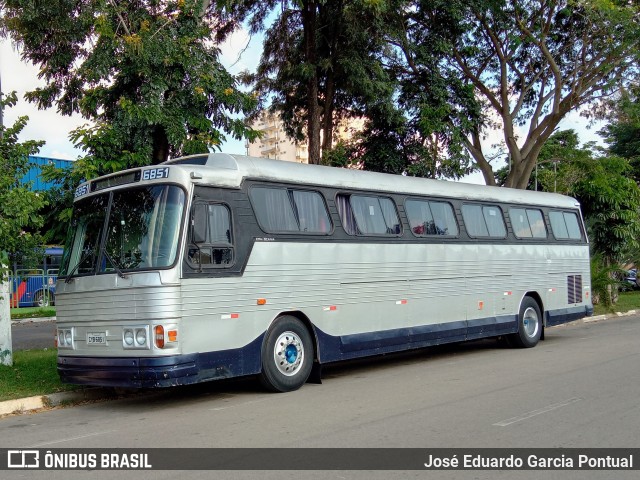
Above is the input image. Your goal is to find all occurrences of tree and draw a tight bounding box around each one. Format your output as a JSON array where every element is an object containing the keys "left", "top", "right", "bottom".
[
  {"left": 393, "top": 0, "right": 640, "bottom": 188},
  {"left": 368, "top": 0, "right": 479, "bottom": 178},
  {"left": 1, "top": 0, "right": 258, "bottom": 172},
  {"left": 241, "top": 0, "right": 393, "bottom": 164},
  {"left": 343, "top": 101, "right": 476, "bottom": 178},
  {"left": 600, "top": 85, "right": 640, "bottom": 182},
  {"left": 531, "top": 130, "right": 640, "bottom": 304},
  {"left": 553, "top": 149, "right": 640, "bottom": 270},
  {"left": 570, "top": 154, "right": 640, "bottom": 303},
  {"left": 0, "top": 92, "right": 46, "bottom": 366},
  {"left": 494, "top": 129, "right": 590, "bottom": 189}
]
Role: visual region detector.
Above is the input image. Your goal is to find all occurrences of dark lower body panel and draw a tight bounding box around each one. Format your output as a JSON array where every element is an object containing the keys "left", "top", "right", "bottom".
[
  {"left": 58, "top": 335, "right": 264, "bottom": 388},
  {"left": 57, "top": 304, "right": 593, "bottom": 388}
]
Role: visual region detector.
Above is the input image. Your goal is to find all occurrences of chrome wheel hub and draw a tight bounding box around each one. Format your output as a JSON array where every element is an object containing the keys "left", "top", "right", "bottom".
[
  {"left": 522, "top": 307, "right": 539, "bottom": 338},
  {"left": 273, "top": 331, "right": 304, "bottom": 376}
]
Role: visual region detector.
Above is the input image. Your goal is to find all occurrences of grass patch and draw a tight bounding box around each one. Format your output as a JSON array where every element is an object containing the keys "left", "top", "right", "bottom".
[
  {"left": 594, "top": 290, "right": 640, "bottom": 316},
  {"left": 0, "top": 349, "right": 77, "bottom": 402},
  {"left": 10, "top": 306, "right": 56, "bottom": 319}
]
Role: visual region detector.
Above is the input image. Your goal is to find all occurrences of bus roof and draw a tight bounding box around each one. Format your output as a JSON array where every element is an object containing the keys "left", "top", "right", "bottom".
[{"left": 164, "top": 153, "right": 580, "bottom": 210}]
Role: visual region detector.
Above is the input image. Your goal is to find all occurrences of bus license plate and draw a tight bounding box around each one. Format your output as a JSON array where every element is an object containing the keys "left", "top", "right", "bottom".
[{"left": 87, "top": 332, "right": 106, "bottom": 345}]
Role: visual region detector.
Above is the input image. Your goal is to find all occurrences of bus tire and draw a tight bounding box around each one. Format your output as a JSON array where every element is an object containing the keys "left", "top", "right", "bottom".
[
  {"left": 34, "top": 291, "right": 51, "bottom": 308},
  {"left": 509, "top": 297, "right": 542, "bottom": 348},
  {"left": 259, "top": 316, "right": 313, "bottom": 392}
]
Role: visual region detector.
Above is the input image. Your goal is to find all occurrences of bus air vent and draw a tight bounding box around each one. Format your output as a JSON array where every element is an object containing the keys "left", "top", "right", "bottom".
[{"left": 567, "top": 275, "right": 582, "bottom": 304}]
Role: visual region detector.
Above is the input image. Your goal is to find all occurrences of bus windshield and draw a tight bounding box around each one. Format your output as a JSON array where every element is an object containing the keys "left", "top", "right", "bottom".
[{"left": 61, "top": 185, "right": 185, "bottom": 276}]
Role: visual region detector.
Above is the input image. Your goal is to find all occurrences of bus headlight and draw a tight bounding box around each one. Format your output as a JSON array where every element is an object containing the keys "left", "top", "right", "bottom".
[
  {"left": 123, "top": 330, "right": 134, "bottom": 346},
  {"left": 135, "top": 328, "right": 147, "bottom": 346},
  {"left": 57, "top": 328, "right": 74, "bottom": 349},
  {"left": 122, "top": 326, "right": 150, "bottom": 350}
]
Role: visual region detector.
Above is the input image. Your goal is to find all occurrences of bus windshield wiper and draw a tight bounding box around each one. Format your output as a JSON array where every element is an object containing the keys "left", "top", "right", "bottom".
[
  {"left": 101, "top": 249, "right": 128, "bottom": 279},
  {"left": 64, "top": 249, "right": 96, "bottom": 283}
]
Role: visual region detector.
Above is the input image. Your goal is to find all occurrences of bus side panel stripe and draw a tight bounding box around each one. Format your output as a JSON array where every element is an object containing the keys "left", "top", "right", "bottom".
[
  {"left": 313, "top": 321, "right": 467, "bottom": 362},
  {"left": 467, "top": 315, "right": 518, "bottom": 339},
  {"left": 313, "top": 307, "right": 588, "bottom": 364},
  {"left": 546, "top": 306, "right": 593, "bottom": 326}
]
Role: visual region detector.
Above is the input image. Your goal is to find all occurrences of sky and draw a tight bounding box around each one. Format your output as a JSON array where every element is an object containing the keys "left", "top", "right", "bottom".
[{"left": 1, "top": 29, "right": 604, "bottom": 185}]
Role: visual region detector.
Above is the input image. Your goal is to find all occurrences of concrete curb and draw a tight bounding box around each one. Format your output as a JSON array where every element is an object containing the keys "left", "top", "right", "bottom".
[
  {"left": 0, "top": 388, "right": 116, "bottom": 417},
  {"left": 11, "top": 316, "right": 56, "bottom": 325},
  {"left": 583, "top": 310, "right": 636, "bottom": 323}
]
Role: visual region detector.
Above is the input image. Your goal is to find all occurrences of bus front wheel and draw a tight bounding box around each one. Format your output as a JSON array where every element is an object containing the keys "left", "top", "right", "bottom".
[
  {"left": 259, "top": 316, "right": 313, "bottom": 392},
  {"left": 509, "top": 297, "right": 542, "bottom": 348}
]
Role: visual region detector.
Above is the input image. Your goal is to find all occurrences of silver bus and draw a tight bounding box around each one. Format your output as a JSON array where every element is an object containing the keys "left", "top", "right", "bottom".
[{"left": 56, "top": 153, "right": 593, "bottom": 392}]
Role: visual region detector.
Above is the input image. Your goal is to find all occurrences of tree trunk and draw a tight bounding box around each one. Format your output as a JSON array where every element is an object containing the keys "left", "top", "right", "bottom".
[
  {"left": 152, "top": 125, "right": 170, "bottom": 165},
  {"left": 319, "top": 1, "right": 340, "bottom": 158},
  {"left": 321, "top": 74, "right": 335, "bottom": 156},
  {"left": 303, "top": 0, "right": 321, "bottom": 165}
]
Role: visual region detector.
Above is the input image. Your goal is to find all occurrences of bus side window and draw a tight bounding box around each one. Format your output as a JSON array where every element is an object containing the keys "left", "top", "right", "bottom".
[
  {"left": 462, "top": 204, "right": 506, "bottom": 238},
  {"left": 337, "top": 193, "right": 401, "bottom": 236},
  {"left": 549, "top": 211, "right": 582, "bottom": 240},
  {"left": 189, "top": 203, "right": 234, "bottom": 268},
  {"left": 249, "top": 186, "right": 332, "bottom": 234},
  {"left": 406, "top": 199, "right": 458, "bottom": 236},
  {"left": 510, "top": 208, "right": 547, "bottom": 239}
]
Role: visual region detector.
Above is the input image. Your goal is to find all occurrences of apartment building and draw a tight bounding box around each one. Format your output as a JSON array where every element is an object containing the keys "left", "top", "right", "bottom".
[{"left": 245, "top": 111, "right": 364, "bottom": 163}]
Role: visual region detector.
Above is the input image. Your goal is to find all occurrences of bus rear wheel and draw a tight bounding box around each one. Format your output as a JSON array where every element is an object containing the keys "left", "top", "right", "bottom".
[
  {"left": 259, "top": 316, "right": 313, "bottom": 392},
  {"left": 34, "top": 291, "right": 53, "bottom": 308},
  {"left": 509, "top": 297, "right": 542, "bottom": 348}
]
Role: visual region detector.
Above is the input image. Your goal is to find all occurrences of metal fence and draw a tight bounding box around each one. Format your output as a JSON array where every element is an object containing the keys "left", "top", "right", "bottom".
[{"left": 8, "top": 269, "right": 58, "bottom": 308}]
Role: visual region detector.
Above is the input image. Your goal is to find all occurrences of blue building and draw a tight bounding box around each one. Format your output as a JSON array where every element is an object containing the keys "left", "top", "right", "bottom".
[{"left": 20, "top": 155, "right": 73, "bottom": 191}]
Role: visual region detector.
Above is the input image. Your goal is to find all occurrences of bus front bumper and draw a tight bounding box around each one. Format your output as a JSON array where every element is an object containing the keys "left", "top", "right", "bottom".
[{"left": 57, "top": 337, "right": 263, "bottom": 388}]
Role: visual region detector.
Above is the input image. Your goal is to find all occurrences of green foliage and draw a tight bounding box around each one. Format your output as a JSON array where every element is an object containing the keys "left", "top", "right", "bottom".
[
  {"left": 600, "top": 85, "right": 640, "bottom": 183},
  {"left": 0, "top": 92, "right": 46, "bottom": 276},
  {"left": 595, "top": 290, "right": 640, "bottom": 316},
  {"left": 589, "top": 254, "right": 624, "bottom": 307},
  {"left": 339, "top": 95, "right": 475, "bottom": 178},
  {"left": 527, "top": 129, "right": 640, "bottom": 305},
  {"left": 0, "top": 349, "right": 76, "bottom": 401},
  {"left": 503, "top": 130, "right": 595, "bottom": 191},
  {"left": 1, "top": 0, "right": 258, "bottom": 172},
  {"left": 10, "top": 307, "right": 56, "bottom": 319},
  {"left": 568, "top": 154, "right": 640, "bottom": 266},
  {"left": 321, "top": 141, "right": 355, "bottom": 168}
]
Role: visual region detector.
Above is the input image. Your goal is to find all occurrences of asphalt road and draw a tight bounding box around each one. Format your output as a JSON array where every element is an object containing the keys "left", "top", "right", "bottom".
[
  {"left": 10, "top": 320, "right": 56, "bottom": 350},
  {"left": 1, "top": 315, "right": 639, "bottom": 480}
]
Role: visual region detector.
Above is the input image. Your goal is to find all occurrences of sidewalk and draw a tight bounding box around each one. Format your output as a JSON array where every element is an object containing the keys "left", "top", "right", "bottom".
[{"left": 1, "top": 311, "right": 637, "bottom": 417}]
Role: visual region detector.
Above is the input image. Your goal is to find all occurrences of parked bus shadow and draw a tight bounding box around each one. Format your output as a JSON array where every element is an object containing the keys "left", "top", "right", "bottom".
[{"left": 101, "top": 336, "right": 525, "bottom": 411}]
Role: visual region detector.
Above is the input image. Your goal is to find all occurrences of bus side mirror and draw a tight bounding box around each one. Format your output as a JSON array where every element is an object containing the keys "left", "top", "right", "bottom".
[{"left": 192, "top": 204, "right": 207, "bottom": 244}]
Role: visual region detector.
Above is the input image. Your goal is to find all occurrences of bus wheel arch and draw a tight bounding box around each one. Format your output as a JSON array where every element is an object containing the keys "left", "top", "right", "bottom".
[
  {"left": 510, "top": 293, "right": 544, "bottom": 348},
  {"left": 259, "top": 312, "right": 317, "bottom": 392}
]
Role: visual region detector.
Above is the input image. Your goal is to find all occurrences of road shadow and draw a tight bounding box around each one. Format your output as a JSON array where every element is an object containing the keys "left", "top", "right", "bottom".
[{"left": 85, "top": 336, "right": 518, "bottom": 412}]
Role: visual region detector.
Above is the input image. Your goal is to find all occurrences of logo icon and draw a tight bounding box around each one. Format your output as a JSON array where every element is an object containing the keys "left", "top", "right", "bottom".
[{"left": 8, "top": 450, "right": 40, "bottom": 469}]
